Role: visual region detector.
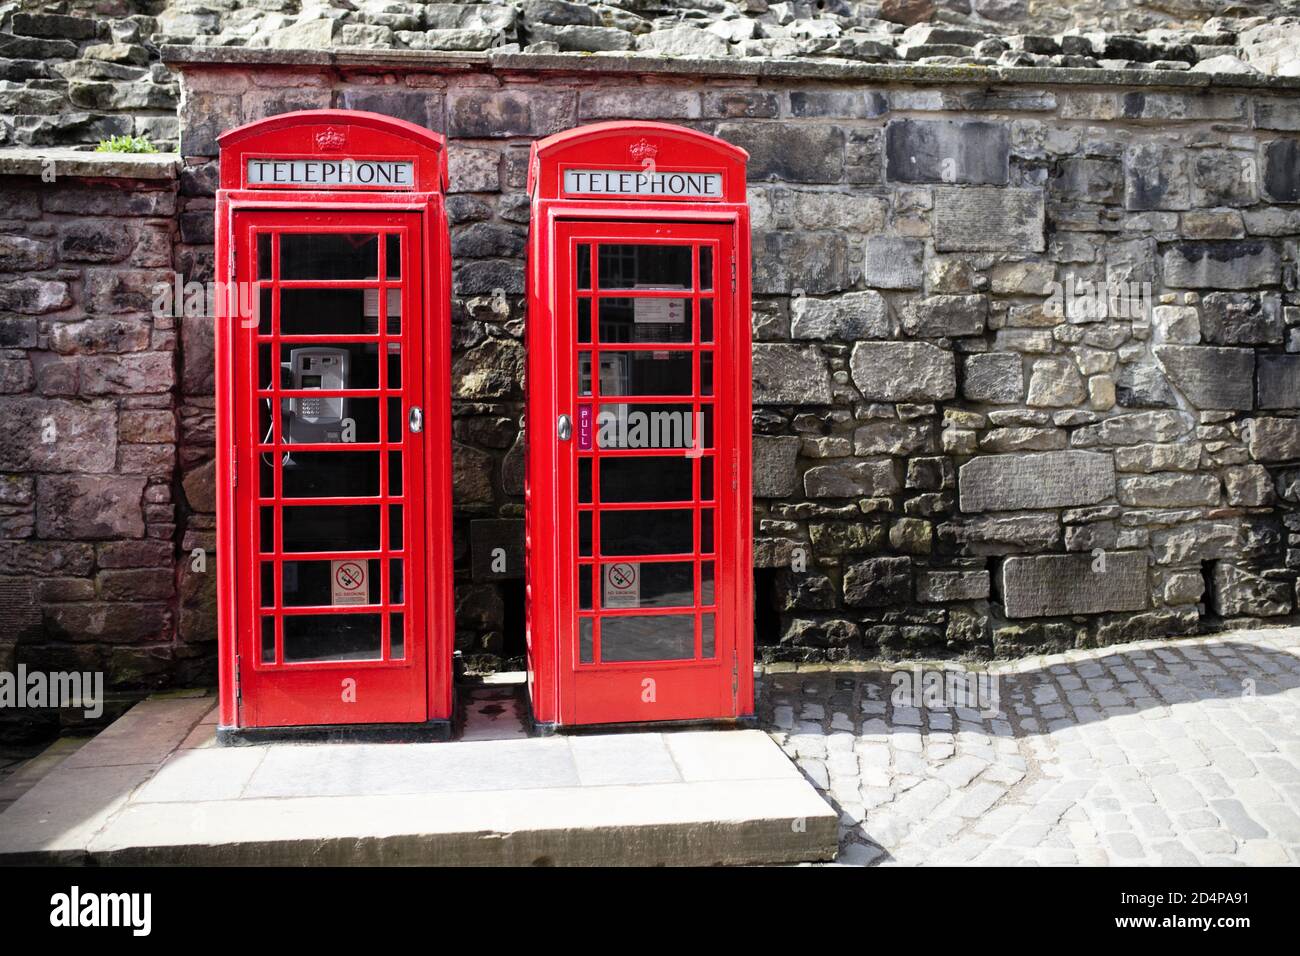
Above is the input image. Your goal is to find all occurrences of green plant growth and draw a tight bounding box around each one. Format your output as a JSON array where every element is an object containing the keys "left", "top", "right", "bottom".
[{"left": 95, "top": 135, "right": 159, "bottom": 154}]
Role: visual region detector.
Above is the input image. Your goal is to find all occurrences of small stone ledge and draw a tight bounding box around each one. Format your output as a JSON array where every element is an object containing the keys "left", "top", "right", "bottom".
[
  {"left": 160, "top": 45, "right": 1300, "bottom": 92},
  {"left": 0, "top": 147, "right": 180, "bottom": 181}
]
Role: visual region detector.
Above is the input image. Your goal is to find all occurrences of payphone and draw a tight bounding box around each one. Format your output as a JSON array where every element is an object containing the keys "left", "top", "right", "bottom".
[
  {"left": 214, "top": 110, "right": 453, "bottom": 738},
  {"left": 524, "top": 122, "right": 754, "bottom": 730}
]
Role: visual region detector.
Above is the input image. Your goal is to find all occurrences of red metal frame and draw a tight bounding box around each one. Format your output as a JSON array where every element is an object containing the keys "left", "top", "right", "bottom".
[
  {"left": 215, "top": 111, "right": 453, "bottom": 730},
  {"left": 525, "top": 122, "right": 754, "bottom": 728}
]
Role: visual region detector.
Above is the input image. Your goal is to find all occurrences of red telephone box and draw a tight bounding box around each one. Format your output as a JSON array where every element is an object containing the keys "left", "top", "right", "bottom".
[
  {"left": 214, "top": 110, "right": 453, "bottom": 739},
  {"left": 525, "top": 122, "right": 754, "bottom": 730}
]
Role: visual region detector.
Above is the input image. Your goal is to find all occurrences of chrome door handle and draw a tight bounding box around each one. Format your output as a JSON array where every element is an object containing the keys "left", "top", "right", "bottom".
[
  {"left": 557, "top": 414, "right": 572, "bottom": 441},
  {"left": 408, "top": 406, "right": 423, "bottom": 434}
]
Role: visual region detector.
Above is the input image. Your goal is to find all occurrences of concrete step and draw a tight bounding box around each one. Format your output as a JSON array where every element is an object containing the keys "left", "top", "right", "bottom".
[{"left": 0, "top": 693, "right": 837, "bottom": 866}]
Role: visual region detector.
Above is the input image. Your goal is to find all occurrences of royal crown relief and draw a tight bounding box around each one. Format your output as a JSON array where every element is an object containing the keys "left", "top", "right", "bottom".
[{"left": 561, "top": 138, "right": 724, "bottom": 198}]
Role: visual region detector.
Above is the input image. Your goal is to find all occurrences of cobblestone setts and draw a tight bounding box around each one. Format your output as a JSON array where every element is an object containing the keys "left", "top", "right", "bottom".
[{"left": 762, "top": 628, "right": 1300, "bottom": 865}]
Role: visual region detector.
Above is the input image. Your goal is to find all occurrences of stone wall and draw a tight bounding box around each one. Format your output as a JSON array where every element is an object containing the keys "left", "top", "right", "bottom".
[
  {"left": 165, "top": 54, "right": 1300, "bottom": 668},
  {"left": 0, "top": 155, "right": 196, "bottom": 740}
]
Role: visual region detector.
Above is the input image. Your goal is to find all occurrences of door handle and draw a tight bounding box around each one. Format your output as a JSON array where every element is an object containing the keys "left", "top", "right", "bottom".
[
  {"left": 557, "top": 414, "right": 572, "bottom": 441},
  {"left": 408, "top": 406, "right": 423, "bottom": 434}
]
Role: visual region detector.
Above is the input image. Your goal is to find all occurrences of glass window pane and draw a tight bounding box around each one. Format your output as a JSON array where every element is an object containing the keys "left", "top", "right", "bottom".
[
  {"left": 702, "top": 612, "right": 715, "bottom": 658},
  {"left": 579, "top": 511, "right": 592, "bottom": 557},
  {"left": 260, "top": 506, "right": 274, "bottom": 553},
  {"left": 579, "top": 565, "right": 592, "bottom": 610},
  {"left": 283, "top": 613, "right": 382, "bottom": 662},
  {"left": 595, "top": 403, "right": 704, "bottom": 450},
  {"left": 700, "top": 300, "right": 713, "bottom": 342},
  {"left": 385, "top": 234, "right": 401, "bottom": 279},
  {"left": 275, "top": 558, "right": 382, "bottom": 607},
  {"left": 599, "top": 456, "right": 693, "bottom": 503},
  {"left": 583, "top": 351, "right": 693, "bottom": 396},
  {"left": 702, "top": 561, "right": 715, "bottom": 606},
  {"left": 279, "top": 397, "right": 379, "bottom": 445},
  {"left": 600, "top": 509, "right": 693, "bottom": 556},
  {"left": 260, "top": 563, "right": 274, "bottom": 608},
  {"left": 701, "top": 352, "right": 713, "bottom": 396},
  {"left": 699, "top": 246, "right": 713, "bottom": 291},
  {"left": 261, "top": 616, "right": 276, "bottom": 663},
  {"left": 271, "top": 451, "right": 380, "bottom": 499},
  {"left": 281, "top": 505, "right": 380, "bottom": 552},
  {"left": 578, "top": 351, "right": 592, "bottom": 396},
  {"left": 278, "top": 288, "right": 373, "bottom": 337},
  {"left": 390, "top": 559, "right": 404, "bottom": 604},
  {"left": 579, "top": 617, "right": 593, "bottom": 664},
  {"left": 258, "top": 287, "right": 272, "bottom": 335},
  {"left": 701, "top": 508, "right": 714, "bottom": 555},
  {"left": 602, "top": 560, "right": 694, "bottom": 609},
  {"left": 389, "top": 505, "right": 403, "bottom": 550},
  {"left": 601, "top": 614, "right": 694, "bottom": 662},
  {"left": 578, "top": 458, "right": 592, "bottom": 503},
  {"left": 597, "top": 245, "right": 691, "bottom": 290},
  {"left": 388, "top": 451, "right": 403, "bottom": 496},
  {"left": 257, "top": 234, "right": 273, "bottom": 280},
  {"left": 280, "top": 233, "right": 378, "bottom": 280},
  {"left": 387, "top": 342, "right": 402, "bottom": 389},
  {"left": 390, "top": 612, "right": 404, "bottom": 660},
  {"left": 269, "top": 342, "right": 382, "bottom": 393},
  {"left": 700, "top": 457, "right": 714, "bottom": 501},
  {"left": 577, "top": 245, "right": 591, "bottom": 290},
  {"left": 578, "top": 298, "right": 591, "bottom": 343},
  {"left": 596, "top": 297, "right": 692, "bottom": 344}
]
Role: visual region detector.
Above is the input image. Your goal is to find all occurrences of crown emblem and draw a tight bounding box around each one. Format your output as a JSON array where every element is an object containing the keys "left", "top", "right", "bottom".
[
  {"left": 628, "top": 138, "right": 658, "bottom": 163},
  {"left": 315, "top": 127, "right": 347, "bottom": 152}
]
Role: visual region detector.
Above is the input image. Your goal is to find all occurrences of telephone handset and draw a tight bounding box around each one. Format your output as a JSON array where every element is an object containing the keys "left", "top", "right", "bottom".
[{"left": 283, "top": 347, "right": 349, "bottom": 444}]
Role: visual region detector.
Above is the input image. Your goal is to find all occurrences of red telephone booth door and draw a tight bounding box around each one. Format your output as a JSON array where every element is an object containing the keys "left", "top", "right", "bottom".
[
  {"left": 554, "top": 220, "right": 743, "bottom": 725},
  {"left": 232, "top": 210, "right": 429, "bottom": 727}
]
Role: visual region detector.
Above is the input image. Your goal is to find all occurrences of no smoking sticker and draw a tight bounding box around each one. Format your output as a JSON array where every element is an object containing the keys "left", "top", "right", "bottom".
[
  {"left": 331, "top": 560, "right": 368, "bottom": 606},
  {"left": 603, "top": 562, "right": 640, "bottom": 609}
]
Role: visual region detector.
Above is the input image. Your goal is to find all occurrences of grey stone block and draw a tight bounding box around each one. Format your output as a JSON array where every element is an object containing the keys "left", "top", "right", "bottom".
[
  {"left": 958, "top": 451, "right": 1115, "bottom": 513},
  {"left": 1263, "top": 139, "right": 1300, "bottom": 204},
  {"left": 716, "top": 121, "right": 844, "bottom": 184},
  {"left": 753, "top": 436, "right": 801, "bottom": 497},
  {"left": 1124, "top": 143, "right": 1190, "bottom": 211},
  {"left": 1212, "top": 563, "right": 1292, "bottom": 617},
  {"left": 1247, "top": 418, "right": 1300, "bottom": 462},
  {"left": 1256, "top": 354, "right": 1300, "bottom": 410},
  {"left": 1161, "top": 241, "right": 1282, "bottom": 290},
  {"left": 1200, "top": 292, "right": 1283, "bottom": 345},
  {"left": 933, "top": 187, "right": 1044, "bottom": 252},
  {"left": 915, "top": 570, "right": 990, "bottom": 602},
  {"left": 753, "top": 344, "right": 831, "bottom": 404},
  {"left": 862, "top": 236, "right": 924, "bottom": 290},
  {"left": 791, "top": 291, "right": 889, "bottom": 340},
  {"left": 843, "top": 556, "right": 911, "bottom": 607},
  {"left": 850, "top": 341, "right": 956, "bottom": 402},
  {"left": 901, "top": 294, "right": 987, "bottom": 337},
  {"left": 1154, "top": 345, "right": 1255, "bottom": 410},
  {"left": 962, "top": 353, "right": 1024, "bottom": 404},
  {"left": 1001, "top": 551, "right": 1148, "bottom": 618},
  {"left": 884, "top": 119, "right": 1009, "bottom": 185}
]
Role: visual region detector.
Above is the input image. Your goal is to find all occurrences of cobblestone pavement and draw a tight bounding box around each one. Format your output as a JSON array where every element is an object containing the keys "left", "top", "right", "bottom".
[{"left": 760, "top": 627, "right": 1300, "bottom": 866}]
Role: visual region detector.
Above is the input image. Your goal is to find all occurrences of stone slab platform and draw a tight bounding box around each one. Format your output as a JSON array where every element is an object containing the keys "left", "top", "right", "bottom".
[{"left": 0, "top": 692, "right": 837, "bottom": 866}]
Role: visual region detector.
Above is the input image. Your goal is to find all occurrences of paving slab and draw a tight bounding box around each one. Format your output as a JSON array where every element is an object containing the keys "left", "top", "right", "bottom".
[{"left": 0, "top": 693, "right": 837, "bottom": 866}]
